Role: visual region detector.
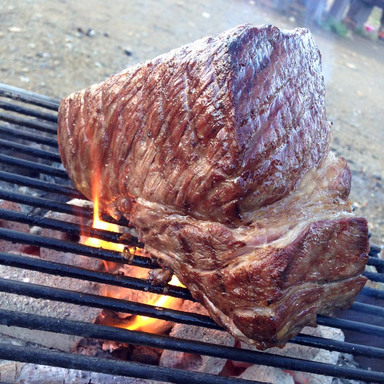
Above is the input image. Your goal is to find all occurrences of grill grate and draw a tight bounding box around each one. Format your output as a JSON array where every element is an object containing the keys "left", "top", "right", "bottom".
[{"left": 0, "top": 83, "right": 384, "bottom": 383}]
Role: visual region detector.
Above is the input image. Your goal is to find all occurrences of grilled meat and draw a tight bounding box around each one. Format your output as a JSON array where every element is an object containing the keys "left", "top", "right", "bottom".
[{"left": 58, "top": 24, "right": 369, "bottom": 349}]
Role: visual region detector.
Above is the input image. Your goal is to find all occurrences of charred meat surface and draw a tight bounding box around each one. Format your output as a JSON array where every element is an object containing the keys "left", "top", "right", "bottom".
[{"left": 58, "top": 24, "right": 369, "bottom": 349}]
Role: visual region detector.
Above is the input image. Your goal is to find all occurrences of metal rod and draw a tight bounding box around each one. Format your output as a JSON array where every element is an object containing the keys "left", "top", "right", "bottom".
[
  {"left": 0, "top": 154, "right": 68, "bottom": 179},
  {"left": 0, "top": 251, "right": 192, "bottom": 301},
  {"left": 0, "top": 275, "right": 382, "bottom": 340},
  {"left": 360, "top": 287, "right": 384, "bottom": 300},
  {"left": 291, "top": 333, "right": 384, "bottom": 360},
  {"left": 0, "top": 188, "right": 130, "bottom": 227},
  {"left": 0, "top": 170, "right": 84, "bottom": 199},
  {"left": 0, "top": 278, "right": 216, "bottom": 328},
  {"left": 0, "top": 99, "right": 58, "bottom": 123},
  {"left": 317, "top": 315, "right": 384, "bottom": 338},
  {"left": 0, "top": 139, "right": 61, "bottom": 162},
  {"left": 369, "top": 244, "right": 382, "bottom": 255},
  {"left": 0, "top": 208, "right": 142, "bottom": 248},
  {"left": 0, "top": 227, "right": 154, "bottom": 268},
  {"left": 0, "top": 83, "right": 61, "bottom": 110},
  {"left": 0, "top": 111, "right": 57, "bottom": 134},
  {"left": 363, "top": 271, "right": 384, "bottom": 283},
  {"left": 0, "top": 343, "right": 257, "bottom": 384},
  {"left": 0, "top": 310, "right": 383, "bottom": 382},
  {"left": 0, "top": 251, "right": 382, "bottom": 361},
  {"left": 0, "top": 124, "right": 59, "bottom": 148},
  {"left": 368, "top": 257, "right": 384, "bottom": 268},
  {"left": 349, "top": 301, "right": 384, "bottom": 318}
]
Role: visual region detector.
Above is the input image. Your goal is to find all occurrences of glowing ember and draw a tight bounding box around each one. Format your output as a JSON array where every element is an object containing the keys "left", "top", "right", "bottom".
[
  {"left": 84, "top": 195, "right": 125, "bottom": 252},
  {"left": 127, "top": 275, "right": 184, "bottom": 332}
]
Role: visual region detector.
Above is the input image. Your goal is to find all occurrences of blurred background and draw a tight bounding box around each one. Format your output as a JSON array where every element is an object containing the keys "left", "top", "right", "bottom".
[{"left": 0, "top": 0, "right": 383, "bottom": 247}]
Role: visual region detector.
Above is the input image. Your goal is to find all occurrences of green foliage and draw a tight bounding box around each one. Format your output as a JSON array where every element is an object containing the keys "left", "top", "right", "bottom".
[{"left": 324, "top": 18, "right": 350, "bottom": 38}]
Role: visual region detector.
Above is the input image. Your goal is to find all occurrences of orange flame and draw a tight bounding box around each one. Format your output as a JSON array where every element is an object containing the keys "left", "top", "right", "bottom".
[
  {"left": 84, "top": 195, "right": 125, "bottom": 252},
  {"left": 127, "top": 274, "right": 184, "bottom": 332},
  {"left": 83, "top": 188, "right": 185, "bottom": 334}
]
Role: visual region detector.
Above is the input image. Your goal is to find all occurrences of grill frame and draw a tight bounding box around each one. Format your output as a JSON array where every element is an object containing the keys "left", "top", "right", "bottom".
[{"left": 0, "top": 83, "right": 383, "bottom": 383}]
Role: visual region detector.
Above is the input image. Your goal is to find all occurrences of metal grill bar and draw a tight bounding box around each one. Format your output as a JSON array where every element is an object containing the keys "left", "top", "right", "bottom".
[
  {"left": 317, "top": 315, "right": 384, "bottom": 337},
  {"left": 0, "top": 252, "right": 192, "bottom": 301},
  {"left": 0, "top": 189, "right": 129, "bottom": 226},
  {"left": 0, "top": 170, "right": 84, "bottom": 199},
  {"left": 4, "top": 208, "right": 384, "bottom": 310},
  {"left": 0, "top": 185, "right": 380, "bottom": 264},
  {"left": 350, "top": 301, "right": 384, "bottom": 317},
  {"left": 0, "top": 99, "right": 58, "bottom": 123},
  {"left": 0, "top": 139, "right": 62, "bottom": 162},
  {"left": 0, "top": 208, "right": 141, "bottom": 247},
  {"left": 0, "top": 83, "right": 61, "bottom": 110},
  {"left": 363, "top": 271, "right": 384, "bottom": 283},
  {"left": 0, "top": 343, "right": 258, "bottom": 384},
  {"left": 0, "top": 278, "right": 216, "bottom": 329},
  {"left": 367, "top": 256, "right": 384, "bottom": 269},
  {"left": 291, "top": 333, "right": 384, "bottom": 359},
  {"left": 1, "top": 310, "right": 384, "bottom": 382},
  {"left": 0, "top": 154, "right": 68, "bottom": 179},
  {"left": 369, "top": 244, "right": 382, "bottom": 255},
  {"left": 0, "top": 111, "right": 57, "bottom": 133},
  {"left": 4, "top": 207, "right": 384, "bottom": 282},
  {"left": 1, "top": 277, "right": 383, "bottom": 339},
  {"left": 0, "top": 227, "right": 153, "bottom": 268},
  {"left": 0, "top": 251, "right": 383, "bottom": 361},
  {"left": 360, "top": 286, "right": 384, "bottom": 300},
  {"left": 0, "top": 124, "right": 59, "bottom": 148}
]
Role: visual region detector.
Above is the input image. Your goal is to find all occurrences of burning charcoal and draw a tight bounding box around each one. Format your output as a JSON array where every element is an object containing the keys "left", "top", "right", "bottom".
[
  {"left": 160, "top": 301, "right": 234, "bottom": 375},
  {"left": 73, "top": 338, "right": 112, "bottom": 359},
  {"left": 129, "top": 345, "right": 162, "bottom": 365}
]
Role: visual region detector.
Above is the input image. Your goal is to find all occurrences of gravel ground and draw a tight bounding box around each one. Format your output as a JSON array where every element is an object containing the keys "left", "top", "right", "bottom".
[{"left": 0, "top": 0, "right": 383, "bottom": 247}]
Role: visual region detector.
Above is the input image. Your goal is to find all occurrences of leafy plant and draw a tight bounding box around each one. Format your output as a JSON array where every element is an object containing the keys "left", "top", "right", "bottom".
[{"left": 321, "top": 18, "right": 350, "bottom": 38}]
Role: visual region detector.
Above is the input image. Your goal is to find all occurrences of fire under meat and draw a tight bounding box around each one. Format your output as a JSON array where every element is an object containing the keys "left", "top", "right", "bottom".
[{"left": 83, "top": 190, "right": 184, "bottom": 333}]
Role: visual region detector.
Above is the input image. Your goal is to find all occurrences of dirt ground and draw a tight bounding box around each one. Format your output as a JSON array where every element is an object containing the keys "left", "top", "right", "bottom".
[{"left": 1, "top": 0, "right": 383, "bottom": 247}]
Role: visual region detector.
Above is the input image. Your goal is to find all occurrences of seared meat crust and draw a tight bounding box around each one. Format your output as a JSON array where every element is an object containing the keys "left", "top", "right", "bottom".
[{"left": 58, "top": 24, "right": 369, "bottom": 349}]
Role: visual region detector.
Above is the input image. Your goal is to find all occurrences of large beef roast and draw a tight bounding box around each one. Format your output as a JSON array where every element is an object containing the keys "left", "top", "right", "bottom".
[{"left": 58, "top": 24, "right": 369, "bottom": 349}]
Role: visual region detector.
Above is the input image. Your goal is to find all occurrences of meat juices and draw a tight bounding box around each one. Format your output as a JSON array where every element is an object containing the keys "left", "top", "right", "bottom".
[{"left": 58, "top": 24, "right": 369, "bottom": 349}]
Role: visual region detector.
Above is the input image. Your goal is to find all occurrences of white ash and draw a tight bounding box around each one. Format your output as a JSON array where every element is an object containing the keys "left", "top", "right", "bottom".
[
  {"left": 239, "top": 325, "right": 344, "bottom": 384},
  {"left": 0, "top": 201, "right": 114, "bottom": 351},
  {"left": 0, "top": 201, "right": 104, "bottom": 351},
  {"left": 0, "top": 200, "right": 29, "bottom": 254},
  {"left": 331, "top": 354, "right": 365, "bottom": 384},
  {"left": 39, "top": 205, "right": 105, "bottom": 272},
  {"left": 14, "top": 366, "right": 160, "bottom": 384},
  {"left": 1, "top": 360, "right": 159, "bottom": 384},
  {"left": 239, "top": 365, "right": 295, "bottom": 384},
  {"left": 160, "top": 301, "right": 235, "bottom": 375},
  {"left": 0, "top": 257, "right": 108, "bottom": 352},
  {"left": 0, "top": 334, "right": 160, "bottom": 384}
]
